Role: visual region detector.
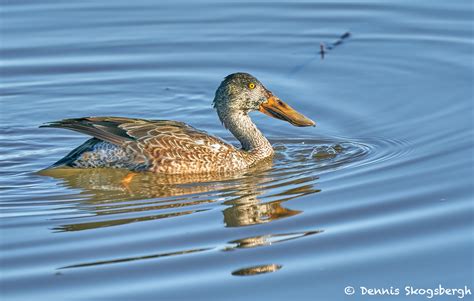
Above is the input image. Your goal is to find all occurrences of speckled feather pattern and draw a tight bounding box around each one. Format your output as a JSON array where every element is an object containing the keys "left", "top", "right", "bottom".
[
  {"left": 70, "top": 139, "right": 139, "bottom": 170},
  {"left": 43, "top": 117, "right": 274, "bottom": 174}
]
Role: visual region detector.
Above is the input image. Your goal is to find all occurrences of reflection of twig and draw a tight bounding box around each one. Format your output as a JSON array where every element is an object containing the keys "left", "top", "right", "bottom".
[{"left": 319, "top": 31, "right": 351, "bottom": 59}]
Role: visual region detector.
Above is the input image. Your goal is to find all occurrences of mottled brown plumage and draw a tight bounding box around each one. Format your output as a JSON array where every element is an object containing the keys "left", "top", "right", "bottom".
[{"left": 41, "top": 73, "right": 315, "bottom": 174}]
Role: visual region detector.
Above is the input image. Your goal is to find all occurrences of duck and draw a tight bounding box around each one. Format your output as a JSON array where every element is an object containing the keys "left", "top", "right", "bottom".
[{"left": 41, "top": 72, "right": 315, "bottom": 174}]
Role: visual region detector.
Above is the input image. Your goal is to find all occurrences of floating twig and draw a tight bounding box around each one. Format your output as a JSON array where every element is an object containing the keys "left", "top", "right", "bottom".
[
  {"left": 319, "top": 31, "right": 352, "bottom": 58},
  {"left": 319, "top": 43, "right": 326, "bottom": 60}
]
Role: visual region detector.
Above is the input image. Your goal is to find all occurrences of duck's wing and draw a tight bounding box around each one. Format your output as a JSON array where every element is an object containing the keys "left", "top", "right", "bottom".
[
  {"left": 41, "top": 117, "right": 237, "bottom": 168},
  {"left": 41, "top": 117, "right": 154, "bottom": 146}
]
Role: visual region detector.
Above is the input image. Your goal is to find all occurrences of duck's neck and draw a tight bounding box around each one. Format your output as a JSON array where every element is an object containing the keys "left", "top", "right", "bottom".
[{"left": 218, "top": 110, "right": 273, "bottom": 156}]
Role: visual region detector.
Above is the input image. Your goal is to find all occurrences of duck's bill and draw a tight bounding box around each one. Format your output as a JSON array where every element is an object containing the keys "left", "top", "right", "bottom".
[{"left": 259, "top": 96, "right": 315, "bottom": 127}]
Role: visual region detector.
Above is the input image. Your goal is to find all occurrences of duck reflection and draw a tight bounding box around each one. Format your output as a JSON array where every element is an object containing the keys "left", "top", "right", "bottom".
[
  {"left": 232, "top": 264, "right": 282, "bottom": 276},
  {"left": 223, "top": 230, "right": 323, "bottom": 250},
  {"left": 39, "top": 160, "right": 321, "bottom": 231}
]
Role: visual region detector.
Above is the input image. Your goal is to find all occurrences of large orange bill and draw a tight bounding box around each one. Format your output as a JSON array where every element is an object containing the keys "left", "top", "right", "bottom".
[{"left": 259, "top": 96, "right": 315, "bottom": 127}]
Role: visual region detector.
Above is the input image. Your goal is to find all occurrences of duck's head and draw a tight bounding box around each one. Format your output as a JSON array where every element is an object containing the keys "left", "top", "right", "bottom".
[{"left": 213, "top": 72, "right": 315, "bottom": 127}]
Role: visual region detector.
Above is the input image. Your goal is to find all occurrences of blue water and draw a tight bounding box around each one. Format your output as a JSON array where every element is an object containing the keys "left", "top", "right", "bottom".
[{"left": 1, "top": 0, "right": 473, "bottom": 300}]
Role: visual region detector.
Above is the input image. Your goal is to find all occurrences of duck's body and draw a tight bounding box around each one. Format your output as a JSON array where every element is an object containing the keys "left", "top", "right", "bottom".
[
  {"left": 42, "top": 73, "right": 314, "bottom": 174},
  {"left": 43, "top": 117, "right": 273, "bottom": 173}
]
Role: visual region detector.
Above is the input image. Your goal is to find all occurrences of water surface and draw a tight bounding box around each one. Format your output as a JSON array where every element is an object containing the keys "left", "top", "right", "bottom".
[{"left": 1, "top": 0, "right": 473, "bottom": 300}]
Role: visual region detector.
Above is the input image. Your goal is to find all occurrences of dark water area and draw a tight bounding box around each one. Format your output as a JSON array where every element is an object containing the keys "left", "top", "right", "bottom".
[{"left": 1, "top": 0, "right": 473, "bottom": 300}]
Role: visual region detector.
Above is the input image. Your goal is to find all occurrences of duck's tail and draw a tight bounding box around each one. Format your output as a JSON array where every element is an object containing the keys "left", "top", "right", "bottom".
[{"left": 46, "top": 138, "right": 101, "bottom": 169}]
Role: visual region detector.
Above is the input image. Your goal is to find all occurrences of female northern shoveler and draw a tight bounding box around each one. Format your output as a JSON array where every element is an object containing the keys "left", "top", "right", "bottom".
[{"left": 41, "top": 73, "right": 315, "bottom": 174}]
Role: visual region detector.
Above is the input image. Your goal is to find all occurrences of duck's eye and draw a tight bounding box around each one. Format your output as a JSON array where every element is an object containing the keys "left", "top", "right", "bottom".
[{"left": 248, "top": 82, "right": 256, "bottom": 89}]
